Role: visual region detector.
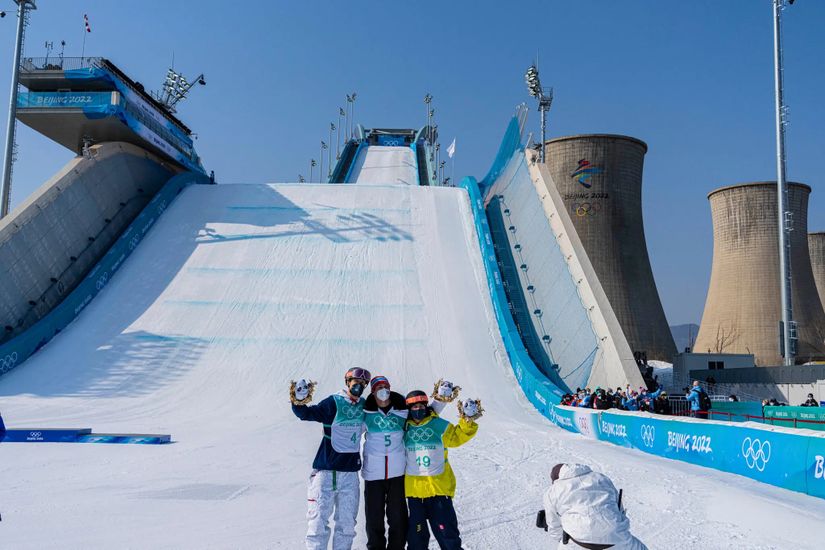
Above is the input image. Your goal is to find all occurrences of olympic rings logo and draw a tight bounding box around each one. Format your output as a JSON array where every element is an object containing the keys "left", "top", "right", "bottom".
[
  {"left": 95, "top": 272, "right": 110, "bottom": 291},
  {"left": 572, "top": 201, "right": 602, "bottom": 217},
  {"left": 371, "top": 415, "right": 401, "bottom": 430},
  {"left": 1, "top": 352, "right": 19, "bottom": 370},
  {"left": 408, "top": 428, "right": 434, "bottom": 443},
  {"left": 128, "top": 234, "right": 141, "bottom": 251},
  {"left": 641, "top": 425, "right": 655, "bottom": 448},
  {"left": 742, "top": 437, "right": 771, "bottom": 471},
  {"left": 28, "top": 431, "right": 42, "bottom": 440},
  {"left": 383, "top": 139, "right": 400, "bottom": 146},
  {"left": 341, "top": 405, "right": 362, "bottom": 420}
]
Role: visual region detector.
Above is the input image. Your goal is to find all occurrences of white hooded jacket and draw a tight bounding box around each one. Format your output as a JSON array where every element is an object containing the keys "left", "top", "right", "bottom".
[{"left": 543, "top": 464, "right": 647, "bottom": 549}]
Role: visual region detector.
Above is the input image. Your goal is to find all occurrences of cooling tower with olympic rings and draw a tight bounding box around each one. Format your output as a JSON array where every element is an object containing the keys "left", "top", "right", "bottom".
[
  {"left": 693, "top": 183, "right": 825, "bottom": 365},
  {"left": 543, "top": 134, "right": 676, "bottom": 362}
]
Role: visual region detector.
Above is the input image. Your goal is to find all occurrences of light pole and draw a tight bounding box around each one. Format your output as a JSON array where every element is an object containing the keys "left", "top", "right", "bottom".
[
  {"left": 350, "top": 92, "right": 357, "bottom": 139},
  {"left": 310, "top": 159, "right": 316, "bottom": 183},
  {"left": 525, "top": 64, "right": 554, "bottom": 163},
  {"left": 319, "top": 141, "right": 327, "bottom": 183},
  {"left": 298, "top": 174, "right": 305, "bottom": 183},
  {"left": 1, "top": 0, "right": 36, "bottom": 219},
  {"left": 773, "top": 0, "right": 796, "bottom": 365},
  {"left": 423, "top": 93, "right": 432, "bottom": 141},
  {"left": 328, "top": 124, "right": 335, "bottom": 177},
  {"left": 337, "top": 107, "right": 345, "bottom": 158}
]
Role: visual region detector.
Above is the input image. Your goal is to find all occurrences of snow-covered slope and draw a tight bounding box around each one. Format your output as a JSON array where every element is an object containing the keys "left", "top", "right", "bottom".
[
  {"left": 1, "top": 182, "right": 825, "bottom": 549},
  {"left": 347, "top": 145, "right": 418, "bottom": 184}
]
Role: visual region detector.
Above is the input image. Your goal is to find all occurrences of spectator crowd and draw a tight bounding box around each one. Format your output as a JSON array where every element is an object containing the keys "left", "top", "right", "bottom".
[{"left": 560, "top": 384, "right": 672, "bottom": 415}]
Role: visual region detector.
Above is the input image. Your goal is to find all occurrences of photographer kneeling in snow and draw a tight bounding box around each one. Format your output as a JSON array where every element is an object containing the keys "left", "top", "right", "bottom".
[{"left": 540, "top": 463, "right": 647, "bottom": 550}]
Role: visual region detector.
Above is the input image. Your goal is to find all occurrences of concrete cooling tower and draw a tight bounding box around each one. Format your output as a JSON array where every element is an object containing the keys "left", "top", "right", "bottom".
[
  {"left": 811, "top": 232, "right": 825, "bottom": 316},
  {"left": 695, "top": 183, "right": 825, "bottom": 365},
  {"left": 544, "top": 134, "right": 676, "bottom": 362}
]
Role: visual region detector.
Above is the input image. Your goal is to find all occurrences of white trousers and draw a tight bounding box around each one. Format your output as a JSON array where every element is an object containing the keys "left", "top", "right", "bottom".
[{"left": 306, "top": 469, "right": 360, "bottom": 550}]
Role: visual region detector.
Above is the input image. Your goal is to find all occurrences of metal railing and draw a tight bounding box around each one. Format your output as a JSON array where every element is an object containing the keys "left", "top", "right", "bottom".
[{"left": 20, "top": 56, "right": 102, "bottom": 73}]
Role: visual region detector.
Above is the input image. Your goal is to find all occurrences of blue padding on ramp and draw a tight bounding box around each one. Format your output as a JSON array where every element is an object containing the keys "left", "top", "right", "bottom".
[
  {"left": 77, "top": 434, "right": 171, "bottom": 445},
  {"left": 3, "top": 428, "right": 170, "bottom": 444},
  {"left": 3, "top": 428, "right": 92, "bottom": 443}
]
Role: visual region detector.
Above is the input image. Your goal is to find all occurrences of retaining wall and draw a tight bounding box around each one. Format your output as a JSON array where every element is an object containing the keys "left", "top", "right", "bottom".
[
  {"left": 0, "top": 171, "right": 207, "bottom": 378},
  {"left": 0, "top": 142, "right": 178, "bottom": 342}
]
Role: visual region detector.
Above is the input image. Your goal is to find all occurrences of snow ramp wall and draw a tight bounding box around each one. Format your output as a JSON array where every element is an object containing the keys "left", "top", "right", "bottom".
[
  {"left": 470, "top": 116, "right": 825, "bottom": 499},
  {"left": 0, "top": 169, "right": 209, "bottom": 377}
]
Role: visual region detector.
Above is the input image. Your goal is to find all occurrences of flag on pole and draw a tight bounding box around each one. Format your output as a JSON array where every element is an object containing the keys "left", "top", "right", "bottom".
[
  {"left": 447, "top": 138, "right": 456, "bottom": 158},
  {"left": 84, "top": 14, "right": 92, "bottom": 33}
]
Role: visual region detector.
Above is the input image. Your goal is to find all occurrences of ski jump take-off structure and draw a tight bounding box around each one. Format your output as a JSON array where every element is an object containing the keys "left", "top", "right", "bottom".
[{"left": 2, "top": 57, "right": 825, "bottom": 547}]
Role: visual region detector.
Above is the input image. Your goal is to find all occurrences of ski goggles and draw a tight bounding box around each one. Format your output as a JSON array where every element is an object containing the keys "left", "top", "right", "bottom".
[
  {"left": 345, "top": 367, "right": 371, "bottom": 382},
  {"left": 405, "top": 394, "right": 429, "bottom": 407}
]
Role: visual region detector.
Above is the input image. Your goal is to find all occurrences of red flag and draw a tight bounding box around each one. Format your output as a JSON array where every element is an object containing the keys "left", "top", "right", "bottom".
[{"left": 84, "top": 14, "right": 91, "bottom": 33}]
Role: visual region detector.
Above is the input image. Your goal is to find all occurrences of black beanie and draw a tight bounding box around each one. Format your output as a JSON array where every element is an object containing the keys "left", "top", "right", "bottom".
[{"left": 550, "top": 463, "right": 564, "bottom": 483}]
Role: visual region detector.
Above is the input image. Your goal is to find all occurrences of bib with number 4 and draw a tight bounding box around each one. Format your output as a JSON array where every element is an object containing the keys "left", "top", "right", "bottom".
[
  {"left": 405, "top": 416, "right": 449, "bottom": 476},
  {"left": 329, "top": 394, "right": 365, "bottom": 453}
]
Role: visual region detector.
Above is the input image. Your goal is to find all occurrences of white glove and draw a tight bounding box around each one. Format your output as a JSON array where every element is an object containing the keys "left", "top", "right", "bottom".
[
  {"left": 461, "top": 399, "right": 479, "bottom": 418},
  {"left": 294, "top": 378, "right": 310, "bottom": 401},
  {"left": 438, "top": 380, "right": 454, "bottom": 398}
]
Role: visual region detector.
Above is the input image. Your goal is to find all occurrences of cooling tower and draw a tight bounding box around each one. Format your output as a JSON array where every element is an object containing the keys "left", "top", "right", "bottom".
[
  {"left": 543, "top": 134, "right": 676, "bottom": 362},
  {"left": 695, "top": 183, "right": 825, "bottom": 365},
  {"left": 811, "top": 232, "right": 825, "bottom": 316}
]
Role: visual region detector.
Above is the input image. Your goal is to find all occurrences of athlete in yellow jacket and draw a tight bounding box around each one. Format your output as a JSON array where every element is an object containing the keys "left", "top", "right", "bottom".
[{"left": 403, "top": 389, "right": 482, "bottom": 550}]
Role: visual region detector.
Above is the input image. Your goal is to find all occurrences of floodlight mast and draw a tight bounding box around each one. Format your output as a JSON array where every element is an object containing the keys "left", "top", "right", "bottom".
[
  {"left": 773, "top": 0, "right": 795, "bottom": 365},
  {"left": 524, "top": 65, "right": 553, "bottom": 163},
  {"left": 156, "top": 68, "right": 206, "bottom": 113},
  {"left": 1, "top": 0, "right": 36, "bottom": 219}
]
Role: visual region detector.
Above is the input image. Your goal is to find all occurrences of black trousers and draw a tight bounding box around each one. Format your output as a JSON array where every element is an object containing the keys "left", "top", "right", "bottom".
[
  {"left": 365, "top": 476, "right": 408, "bottom": 550},
  {"left": 407, "top": 496, "right": 462, "bottom": 550}
]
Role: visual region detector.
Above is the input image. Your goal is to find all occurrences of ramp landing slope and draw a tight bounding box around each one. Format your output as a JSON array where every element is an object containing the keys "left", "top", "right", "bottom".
[{"left": 1, "top": 182, "right": 824, "bottom": 547}]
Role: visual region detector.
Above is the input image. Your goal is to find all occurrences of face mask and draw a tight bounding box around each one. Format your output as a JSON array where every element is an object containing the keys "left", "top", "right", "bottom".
[
  {"left": 376, "top": 388, "right": 391, "bottom": 401},
  {"left": 409, "top": 407, "right": 428, "bottom": 421},
  {"left": 349, "top": 383, "right": 364, "bottom": 397}
]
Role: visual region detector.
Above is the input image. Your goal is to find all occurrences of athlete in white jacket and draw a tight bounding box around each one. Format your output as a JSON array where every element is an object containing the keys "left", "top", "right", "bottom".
[{"left": 542, "top": 464, "right": 647, "bottom": 550}]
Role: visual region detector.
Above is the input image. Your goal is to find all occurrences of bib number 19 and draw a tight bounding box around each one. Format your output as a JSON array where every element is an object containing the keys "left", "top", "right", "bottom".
[{"left": 416, "top": 456, "right": 431, "bottom": 468}]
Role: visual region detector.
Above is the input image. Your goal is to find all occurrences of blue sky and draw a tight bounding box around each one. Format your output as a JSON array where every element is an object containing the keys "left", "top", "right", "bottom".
[{"left": 0, "top": 0, "right": 823, "bottom": 326}]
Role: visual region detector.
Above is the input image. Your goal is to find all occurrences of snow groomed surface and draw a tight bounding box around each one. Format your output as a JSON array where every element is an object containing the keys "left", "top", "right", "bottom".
[
  {"left": 1, "top": 179, "right": 825, "bottom": 547},
  {"left": 347, "top": 145, "right": 418, "bottom": 184}
]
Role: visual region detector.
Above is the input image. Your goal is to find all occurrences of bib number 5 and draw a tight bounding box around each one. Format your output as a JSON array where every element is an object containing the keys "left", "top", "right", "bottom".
[{"left": 384, "top": 434, "right": 391, "bottom": 447}]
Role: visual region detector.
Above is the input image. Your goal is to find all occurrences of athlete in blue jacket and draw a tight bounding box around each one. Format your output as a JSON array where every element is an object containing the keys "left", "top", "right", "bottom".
[{"left": 292, "top": 367, "right": 370, "bottom": 550}]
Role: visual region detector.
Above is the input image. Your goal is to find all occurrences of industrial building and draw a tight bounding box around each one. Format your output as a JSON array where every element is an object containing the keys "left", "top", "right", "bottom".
[
  {"left": 542, "top": 134, "right": 676, "bottom": 363},
  {"left": 695, "top": 182, "right": 825, "bottom": 365},
  {"left": 811, "top": 232, "right": 825, "bottom": 315}
]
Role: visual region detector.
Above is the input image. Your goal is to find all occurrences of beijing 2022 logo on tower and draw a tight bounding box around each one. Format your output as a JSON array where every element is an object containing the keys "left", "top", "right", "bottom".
[
  {"left": 742, "top": 437, "right": 771, "bottom": 472},
  {"left": 570, "top": 159, "right": 603, "bottom": 189}
]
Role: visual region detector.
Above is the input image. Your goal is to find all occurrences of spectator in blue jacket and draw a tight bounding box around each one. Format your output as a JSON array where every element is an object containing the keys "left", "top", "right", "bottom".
[
  {"left": 686, "top": 381, "right": 710, "bottom": 419},
  {"left": 622, "top": 391, "right": 640, "bottom": 411},
  {"left": 0, "top": 410, "right": 5, "bottom": 442}
]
